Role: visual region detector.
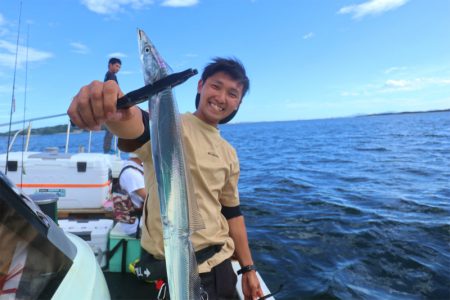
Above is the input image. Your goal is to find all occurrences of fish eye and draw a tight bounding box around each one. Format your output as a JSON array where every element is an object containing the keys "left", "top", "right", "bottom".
[{"left": 145, "top": 47, "right": 150, "bottom": 53}]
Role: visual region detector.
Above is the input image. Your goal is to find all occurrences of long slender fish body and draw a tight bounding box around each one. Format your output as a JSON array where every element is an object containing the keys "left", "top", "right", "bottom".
[{"left": 137, "top": 29, "right": 202, "bottom": 300}]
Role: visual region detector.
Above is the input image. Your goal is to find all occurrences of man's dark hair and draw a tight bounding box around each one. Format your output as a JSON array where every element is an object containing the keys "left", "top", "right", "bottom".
[
  {"left": 108, "top": 57, "right": 122, "bottom": 65},
  {"left": 201, "top": 57, "right": 249, "bottom": 98},
  {"left": 196, "top": 57, "right": 249, "bottom": 124}
]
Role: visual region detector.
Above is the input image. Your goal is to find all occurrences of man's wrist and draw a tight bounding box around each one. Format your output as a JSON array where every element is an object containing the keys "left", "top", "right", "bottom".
[{"left": 237, "top": 264, "right": 257, "bottom": 275}]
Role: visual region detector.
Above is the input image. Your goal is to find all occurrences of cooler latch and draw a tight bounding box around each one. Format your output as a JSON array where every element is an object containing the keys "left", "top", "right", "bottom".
[
  {"left": 7, "top": 161, "right": 18, "bottom": 172},
  {"left": 77, "top": 162, "right": 87, "bottom": 172}
]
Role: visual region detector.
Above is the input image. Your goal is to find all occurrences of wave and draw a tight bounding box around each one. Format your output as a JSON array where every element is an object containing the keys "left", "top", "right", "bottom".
[{"left": 354, "top": 146, "right": 390, "bottom": 152}]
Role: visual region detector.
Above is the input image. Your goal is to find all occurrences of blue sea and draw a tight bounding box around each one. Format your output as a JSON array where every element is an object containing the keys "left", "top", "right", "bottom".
[{"left": 2, "top": 111, "right": 450, "bottom": 299}]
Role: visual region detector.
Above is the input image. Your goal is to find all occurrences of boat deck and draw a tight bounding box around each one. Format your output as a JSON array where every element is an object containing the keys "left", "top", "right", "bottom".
[
  {"left": 58, "top": 207, "right": 113, "bottom": 219},
  {"left": 104, "top": 272, "right": 159, "bottom": 299}
]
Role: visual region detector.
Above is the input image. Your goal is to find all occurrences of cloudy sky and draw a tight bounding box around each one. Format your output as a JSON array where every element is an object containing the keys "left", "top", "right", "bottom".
[{"left": 1, "top": 0, "right": 449, "bottom": 128}]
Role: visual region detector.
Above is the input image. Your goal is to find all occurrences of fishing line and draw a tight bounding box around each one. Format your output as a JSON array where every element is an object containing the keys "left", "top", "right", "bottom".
[
  {"left": 5, "top": 0, "right": 23, "bottom": 175},
  {"left": 0, "top": 113, "right": 68, "bottom": 128},
  {"left": 20, "top": 25, "right": 30, "bottom": 189}
]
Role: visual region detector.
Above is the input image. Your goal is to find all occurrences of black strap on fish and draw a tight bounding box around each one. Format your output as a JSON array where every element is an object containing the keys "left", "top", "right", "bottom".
[{"left": 116, "top": 68, "right": 198, "bottom": 110}]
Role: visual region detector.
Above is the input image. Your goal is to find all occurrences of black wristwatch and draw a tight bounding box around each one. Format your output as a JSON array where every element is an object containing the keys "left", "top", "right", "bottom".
[{"left": 237, "top": 265, "right": 257, "bottom": 275}]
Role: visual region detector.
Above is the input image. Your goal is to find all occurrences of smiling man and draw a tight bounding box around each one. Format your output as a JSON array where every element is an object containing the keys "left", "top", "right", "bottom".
[{"left": 68, "top": 57, "right": 263, "bottom": 300}]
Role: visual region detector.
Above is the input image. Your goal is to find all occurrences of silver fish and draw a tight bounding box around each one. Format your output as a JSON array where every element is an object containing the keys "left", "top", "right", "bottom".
[{"left": 137, "top": 29, "right": 204, "bottom": 300}]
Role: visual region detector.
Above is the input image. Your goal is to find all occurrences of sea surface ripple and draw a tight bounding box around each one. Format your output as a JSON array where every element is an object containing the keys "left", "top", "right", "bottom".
[
  {"left": 221, "top": 112, "right": 450, "bottom": 300},
  {"left": 1, "top": 111, "right": 449, "bottom": 299}
]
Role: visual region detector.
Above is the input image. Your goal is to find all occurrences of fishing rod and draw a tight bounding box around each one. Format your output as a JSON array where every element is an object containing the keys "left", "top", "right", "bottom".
[
  {"left": 0, "top": 68, "right": 198, "bottom": 129},
  {"left": 1, "top": 68, "right": 197, "bottom": 161},
  {"left": 20, "top": 25, "right": 30, "bottom": 188},
  {"left": 5, "top": 0, "right": 23, "bottom": 175}
]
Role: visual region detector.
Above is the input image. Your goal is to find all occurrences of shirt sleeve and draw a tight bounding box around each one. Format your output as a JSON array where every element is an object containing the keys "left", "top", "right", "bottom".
[{"left": 219, "top": 152, "right": 240, "bottom": 207}]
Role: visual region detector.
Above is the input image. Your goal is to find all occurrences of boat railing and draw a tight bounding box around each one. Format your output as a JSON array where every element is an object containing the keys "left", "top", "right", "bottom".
[
  {"left": 3, "top": 114, "right": 120, "bottom": 157},
  {"left": 8, "top": 122, "right": 31, "bottom": 152}
]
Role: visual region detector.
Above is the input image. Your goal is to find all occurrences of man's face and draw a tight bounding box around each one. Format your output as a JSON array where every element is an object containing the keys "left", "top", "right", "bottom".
[
  {"left": 195, "top": 71, "right": 243, "bottom": 126},
  {"left": 109, "top": 62, "right": 121, "bottom": 74}
]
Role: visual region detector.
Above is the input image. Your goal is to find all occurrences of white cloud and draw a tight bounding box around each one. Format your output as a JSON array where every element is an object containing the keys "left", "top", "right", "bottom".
[
  {"left": 0, "top": 13, "right": 11, "bottom": 37},
  {"left": 342, "top": 76, "right": 450, "bottom": 97},
  {"left": 384, "top": 66, "right": 407, "bottom": 74},
  {"left": 283, "top": 99, "right": 310, "bottom": 110},
  {"left": 303, "top": 32, "right": 314, "bottom": 40},
  {"left": 81, "top": 0, "right": 154, "bottom": 15},
  {"left": 385, "top": 79, "right": 411, "bottom": 89},
  {"left": 431, "top": 78, "right": 450, "bottom": 85},
  {"left": 70, "top": 42, "right": 89, "bottom": 54},
  {"left": 338, "top": 0, "right": 409, "bottom": 19},
  {"left": 161, "top": 0, "right": 199, "bottom": 7},
  {"left": 0, "top": 84, "right": 11, "bottom": 94},
  {"left": 384, "top": 77, "right": 450, "bottom": 91},
  {"left": 341, "top": 91, "right": 360, "bottom": 97},
  {"left": 107, "top": 52, "right": 127, "bottom": 58},
  {"left": 0, "top": 40, "right": 53, "bottom": 69},
  {"left": 81, "top": 0, "right": 198, "bottom": 14}
]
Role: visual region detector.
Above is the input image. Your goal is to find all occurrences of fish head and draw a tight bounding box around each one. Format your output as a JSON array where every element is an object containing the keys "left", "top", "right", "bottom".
[{"left": 138, "top": 28, "right": 172, "bottom": 85}]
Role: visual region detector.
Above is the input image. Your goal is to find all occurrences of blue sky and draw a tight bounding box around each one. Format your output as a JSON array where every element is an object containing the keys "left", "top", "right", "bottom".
[{"left": 1, "top": 0, "right": 449, "bottom": 129}]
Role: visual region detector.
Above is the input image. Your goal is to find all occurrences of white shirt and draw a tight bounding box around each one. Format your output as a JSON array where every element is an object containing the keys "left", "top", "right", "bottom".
[
  {"left": 119, "top": 160, "right": 145, "bottom": 208},
  {"left": 117, "top": 160, "right": 145, "bottom": 236}
]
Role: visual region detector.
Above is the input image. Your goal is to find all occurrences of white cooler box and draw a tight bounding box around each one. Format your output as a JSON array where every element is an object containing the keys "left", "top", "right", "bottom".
[
  {"left": 59, "top": 219, "right": 114, "bottom": 267},
  {"left": 0, "top": 151, "right": 112, "bottom": 209}
]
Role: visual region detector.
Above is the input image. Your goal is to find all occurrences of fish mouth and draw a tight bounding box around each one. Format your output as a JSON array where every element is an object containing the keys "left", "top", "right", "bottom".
[
  {"left": 138, "top": 28, "right": 144, "bottom": 39},
  {"left": 137, "top": 28, "right": 148, "bottom": 50}
]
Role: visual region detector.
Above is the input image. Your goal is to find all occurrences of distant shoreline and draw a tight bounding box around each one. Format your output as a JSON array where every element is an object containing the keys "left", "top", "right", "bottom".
[
  {"left": 356, "top": 108, "right": 450, "bottom": 118},
  {"left": 1, "top": 109, "right": 449, "bottom": 136},
  {"left": 0, "top": 124, "right": 90, "bottom": 137}
]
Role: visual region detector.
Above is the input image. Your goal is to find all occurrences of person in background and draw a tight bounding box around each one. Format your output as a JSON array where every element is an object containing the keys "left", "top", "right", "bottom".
[
  {"left": 116, "top": 152, "right": 145, "bottom": 235},
  {"left": 68, "top": 57, "right": 263, "bottom": 300},
  {"left": 103, "top": 57, "right": 122, "bottom": 153}
]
